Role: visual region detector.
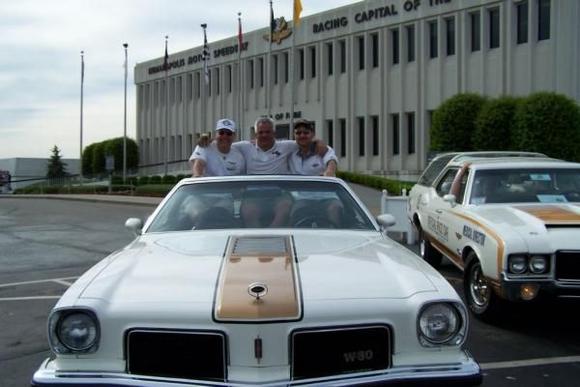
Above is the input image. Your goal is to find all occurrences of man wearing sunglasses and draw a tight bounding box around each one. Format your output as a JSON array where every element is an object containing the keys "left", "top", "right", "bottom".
[
  {"left": 289, "top": 118, "right": 337, "bottom": 177},
  {"left": 189, "top": 118, "right": 246, "bottom": 177}
]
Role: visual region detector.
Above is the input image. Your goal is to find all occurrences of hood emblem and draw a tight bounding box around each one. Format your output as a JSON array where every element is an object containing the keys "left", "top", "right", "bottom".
[{"left": 248, "top": 282, "right": 268, "bottom": 300}]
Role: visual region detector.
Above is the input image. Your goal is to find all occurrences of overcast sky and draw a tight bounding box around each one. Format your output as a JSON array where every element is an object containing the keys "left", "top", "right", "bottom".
[{"left": 0, "top": 0, "right": 360, "bottom": 160}]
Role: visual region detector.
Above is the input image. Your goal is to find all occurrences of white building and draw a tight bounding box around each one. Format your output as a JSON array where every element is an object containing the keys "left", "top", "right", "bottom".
[
  {"left": 0, "top": 158, "right": 80, "bottom": 191},
  {"left": 134, "top": 0, "right": 578, "bottom": 179}
]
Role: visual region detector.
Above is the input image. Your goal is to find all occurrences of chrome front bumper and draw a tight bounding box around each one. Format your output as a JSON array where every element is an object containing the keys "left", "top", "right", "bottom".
[{"left": 32, "top": 354, "right": 482, "bottom": 386}]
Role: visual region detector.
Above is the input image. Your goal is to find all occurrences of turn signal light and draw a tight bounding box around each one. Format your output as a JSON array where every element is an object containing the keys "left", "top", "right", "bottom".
[{"left": 520, "top": 284, "right": 539, "bottom": 301}]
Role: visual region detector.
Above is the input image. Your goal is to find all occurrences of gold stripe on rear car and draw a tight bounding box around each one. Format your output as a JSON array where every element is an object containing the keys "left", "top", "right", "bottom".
[
  {"left": 214, "top": 236, "right": 301, "bottom": 322},
  {"left": 514, "top": 206, "right": 580, "bottom": 225}
]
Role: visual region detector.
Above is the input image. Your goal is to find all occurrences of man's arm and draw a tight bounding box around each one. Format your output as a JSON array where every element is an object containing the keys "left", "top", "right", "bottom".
[
  {"left": 189, "top": 145, "right": 207, "bottom": 177},
  {"left": 323, "top": 159, "right": 337, "bottom": 177},
  {"left": 192, "top": 159, "right": 206, "bottom": 177}
]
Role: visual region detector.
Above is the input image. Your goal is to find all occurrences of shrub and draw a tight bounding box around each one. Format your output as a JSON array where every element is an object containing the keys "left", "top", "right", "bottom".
[
  {"left": 473, "top": 96, "right": 522, "bottom": 150},
  {"left": 431, "top": 93, "right": 487, "bottom": 152},
  {"left": 337, "top": 171, "right": 415, "bottom": 195},
  {"left": 513, "top": 92, "right": 580, "bottom": 161},
  {"left": 149, "top": 175, "right": 162, "bottom": 184},
  {"left": 162, "top": 175, "right": 176, "bottom": 184},
  {"left": 138, "top": 176, "right": 150, "bottom": 185},
  {"left": 134, "top": 184, "right": 174, "bottom": 197}
]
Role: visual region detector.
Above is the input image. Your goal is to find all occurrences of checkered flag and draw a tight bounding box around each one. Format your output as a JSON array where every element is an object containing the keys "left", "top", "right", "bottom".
[{"left": 201, "top": 24, "right": 209, "bottom": 84}]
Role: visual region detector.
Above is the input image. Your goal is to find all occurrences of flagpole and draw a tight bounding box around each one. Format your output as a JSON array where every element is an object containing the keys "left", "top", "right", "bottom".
[
  {"left": 164, "top": 35, "right": 169, "bottom": 176},
  {"left": 268, "top": 0, "right": 273, "bottom": 117},
  {"left": 237, "top": 12, "right": 243, "bottom": 139},
  {"left": 201, "top": 24, "right": 209, "bottom": 138},
  {"left": 291, "top": 0, "right": 302, "bottom": 131},
  {"left": 122, "top": 43, "right": 128, "bottom": 183},
  {"left": 80, "top": 51, "right": 84, "bottom": 185}
]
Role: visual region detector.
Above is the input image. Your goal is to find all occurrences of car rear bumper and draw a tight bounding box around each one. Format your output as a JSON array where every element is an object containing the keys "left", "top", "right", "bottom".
[{"left": 32, "top": 354, "right": 482, "bottom": 386}]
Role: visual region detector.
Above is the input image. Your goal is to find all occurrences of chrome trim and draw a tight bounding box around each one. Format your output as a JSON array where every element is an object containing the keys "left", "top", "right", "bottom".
[{"left": 32, "top": 354, "right": 481, "bottom": 386}]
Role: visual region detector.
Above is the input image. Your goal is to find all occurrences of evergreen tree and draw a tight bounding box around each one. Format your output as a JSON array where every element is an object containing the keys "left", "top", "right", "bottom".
[{"left": 46, "top": 145, "right": 68, "bottom": 178}]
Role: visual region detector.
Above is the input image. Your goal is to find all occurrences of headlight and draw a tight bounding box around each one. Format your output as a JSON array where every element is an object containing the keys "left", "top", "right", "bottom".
[
  {"left": 417, "top": 302, "right": 466, "bottom": 347},
  {"left": 529, "top": 255, "right": 549, "bottom": 274},
  {"left": 508, "top": 255, "right": 527, "bottom": 274},
  {"left": 49, "top": 309, "right": 100, "bottom": 354}
]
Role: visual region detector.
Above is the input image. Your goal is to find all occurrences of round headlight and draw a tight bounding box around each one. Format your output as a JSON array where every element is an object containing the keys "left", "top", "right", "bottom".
[
  {"left": 418, "top": 303, "right": 460, "bottom": 344},
  {"left": 509, "top": 255, "right": 527, "bottom": 274},
  {"left": 57, "top": 312, "right": 99, "bottom": 352},
  {"left": 529, "top": 255, "right": 548, "bottom": 274}
]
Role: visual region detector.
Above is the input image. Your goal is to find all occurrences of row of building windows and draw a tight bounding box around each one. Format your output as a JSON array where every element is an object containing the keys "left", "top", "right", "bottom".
[{"left": 139, "top": 1, "right": 551, "bottom": 109}]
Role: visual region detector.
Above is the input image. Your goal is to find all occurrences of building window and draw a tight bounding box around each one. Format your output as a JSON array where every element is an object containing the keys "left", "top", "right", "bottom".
[
  {"left": 357, "top": 36, "right": 365, "bottom": 70},
  {"left": 406, "top": 25, "right": 415, "bottom": 62},
  {"left": 391, "top": 28, "right": 399, "bottom": 65},
  {"left": 371, "top": 33, "right": 379, "bottom": 68},
  {"left": 170, "top": 78, "right": 175, "bottom": 103},
  {"left": 358, "top": 117, "right": 365, "bottom": 156},
  {"left": 195, "top": 72, "right": 201, "bottom": 98},
  {"left": 284, "top": 52, "right": 289, "bottom": 83},
  {"left": 177, "top": 76, "right": 182, "bottom": 102},
  {"left": 177, "top": 135, "right": 182, "bottom": 160},
  {"left": 299, "top": 48, "right": 304, "bottom": 80},
  {"left": 339, "top": 40, "right": 346, "bottom": 73},
  {"left": 516, "top": 1, "right": 529, "bottom": 44},
  {"left": 259, "top": 57, "right": 264, "bottom": 87},
  {"left": 187, "top": 74, "right": 192, "bottom": 100},
  {"left": 392, "top": 114, "right": 400, "bottom": 155},
  {"left": 489, "top": 8, "right": 500, "bottom": 49},
  {"left": 339, "top": 118, "right": 346, "bottom": 157},
  {"left": 429, "top": 20, "right": 438, "bottom": 59},
  {"left": 372, "top": 115, "right": 379, "bottom": 156},
  {"left": 227, "top": 65, "right": 232, "bottom": 93},
  {"left": 407, "top": 112, "right": 415, "bottom": 154},
  {"left": 273, "top": 55, "right": 279, "bottom": 85},
  {"left": 248, "top": 60, "right": 254, "bottom": 89},
  {"left": 326, "top": 119, "right": 334, "bottom": 148},
  {"left": 446, "top": 17, "right": 455, "bottom": 56},
  {"left": 309, "top": 46, "right": 316, "bottom": 78},
  {"left": 215, "top": 68, "right": 220, "bottom": 95},
  {"left": 153, "top": 82, "right": 158, "bottom": 107},
  {"left": 471, "top": 12, "right": 481, "bottom": 52},
  {"left": 326, "top": 42, "right": 333, "bottom": 75},
  {"left": 538, "top": 0, "right": 550, "bottom": 41}
]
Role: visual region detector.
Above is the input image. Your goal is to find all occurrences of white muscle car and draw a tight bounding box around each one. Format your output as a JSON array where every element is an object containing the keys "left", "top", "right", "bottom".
[
  {"left": 32, "top": 176, "right": 481, "bottom": 386},
  {"left": 408, "top": 156, "right": 580, "bottom": 321}
]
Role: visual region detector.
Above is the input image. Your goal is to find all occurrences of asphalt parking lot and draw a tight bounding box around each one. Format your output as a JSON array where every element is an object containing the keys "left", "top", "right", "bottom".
[{"left": 1, "top": 192, "right": 579, "bottom": 386}]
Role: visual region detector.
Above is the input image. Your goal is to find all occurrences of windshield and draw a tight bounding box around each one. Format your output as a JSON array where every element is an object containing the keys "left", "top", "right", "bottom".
[
  {"left": 470, "top": 168, "right": 580, "bottom": 204},
  {"left": 147, "top": 180, "right": 376, "bottom": 232}
]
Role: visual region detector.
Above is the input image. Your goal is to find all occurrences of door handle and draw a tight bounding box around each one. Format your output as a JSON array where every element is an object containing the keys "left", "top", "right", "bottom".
[{"left": 435, "top": 209, "right": 443, "bottom": 214}]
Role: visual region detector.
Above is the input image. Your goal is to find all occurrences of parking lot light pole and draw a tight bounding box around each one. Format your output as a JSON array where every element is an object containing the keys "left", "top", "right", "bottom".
[{"left": 123, "top": 43, "right": 128, "bottom": 183}]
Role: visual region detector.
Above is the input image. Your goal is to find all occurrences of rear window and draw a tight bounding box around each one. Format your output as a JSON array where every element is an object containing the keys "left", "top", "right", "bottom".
[{"left": 417, "top": 154, "right": 456, "bottom": 186}]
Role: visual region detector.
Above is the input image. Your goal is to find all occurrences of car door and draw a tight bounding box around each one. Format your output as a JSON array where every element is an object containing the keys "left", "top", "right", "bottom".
[{"left": 422, "top": 168, "right": 459, "bottom": 248}]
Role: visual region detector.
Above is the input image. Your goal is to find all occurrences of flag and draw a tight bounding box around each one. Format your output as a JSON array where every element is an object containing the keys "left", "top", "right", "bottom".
[
  {"left": 294, "top": 0, "right": 302, "bottom": 27},
  {"left": 270, "top": 2, "right": 276, "bottom": 34},
  {"left": 202, "top": 25, "right": 210, "bottom": 84},
  {"left": 163, "top": 37, "right": 169, "bottom": 72},
  {"left": 238, "top": 13, "right": 243, "bottom": 53}
]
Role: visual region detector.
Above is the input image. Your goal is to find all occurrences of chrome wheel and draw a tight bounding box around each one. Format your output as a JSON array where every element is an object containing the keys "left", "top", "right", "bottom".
[{"left": 469, "top": 262, "right": 490, "bottom": 308}]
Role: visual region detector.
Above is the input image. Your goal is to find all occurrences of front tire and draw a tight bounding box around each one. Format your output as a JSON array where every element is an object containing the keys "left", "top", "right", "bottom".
[
  {"left": 464, "top": 254, "right": 502, "bottom": 322},
  {"left": 418, "top": 228, "right": 442, "bottom": 268}
]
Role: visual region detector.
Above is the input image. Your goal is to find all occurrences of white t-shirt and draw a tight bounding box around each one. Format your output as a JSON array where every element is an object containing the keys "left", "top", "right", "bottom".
[
  {"left": 289, "top": 146, "right": 338, "bottom": 176},
  {"left": 233, "top": 140, "right": 297, "bottom": 174},
  {"left": 189, "top": 142, "right": 246, "bottom": 176}
]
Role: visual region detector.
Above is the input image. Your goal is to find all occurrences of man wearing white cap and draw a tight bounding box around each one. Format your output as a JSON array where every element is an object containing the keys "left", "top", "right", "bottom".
[{"left": 189, "top": 118, "right": 246, "bottom": 177}]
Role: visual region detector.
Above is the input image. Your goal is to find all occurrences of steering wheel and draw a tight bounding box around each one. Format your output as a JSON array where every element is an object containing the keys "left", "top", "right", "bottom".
[{"left": 293, "top": 215, "right": 335, "bottom": 228}]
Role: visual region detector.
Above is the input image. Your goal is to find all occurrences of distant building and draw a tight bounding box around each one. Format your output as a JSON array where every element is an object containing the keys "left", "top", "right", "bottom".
[
  {"left": 134, "top": 0, "right": 577, "bottom": 179},
  {"left": 0, "top": 158, "right": 80, "bottom": 191}
]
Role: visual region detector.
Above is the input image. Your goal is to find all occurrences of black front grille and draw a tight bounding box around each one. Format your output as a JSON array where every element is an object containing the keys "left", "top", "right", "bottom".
[
  {"left": 126, "top": 330, "right": 226, "bottom": 381},
  {"left": 556, "top": 251, "right": 580, "bottom": 281},
  {"left": 291, "top": 325, "right": 391, "bottom": 380}
]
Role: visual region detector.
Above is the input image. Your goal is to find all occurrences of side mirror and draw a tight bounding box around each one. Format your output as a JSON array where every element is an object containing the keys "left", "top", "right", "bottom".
[
  {"left": 376, "top": 214, "right": 396, "bottom": 228},
  {"left": 443, "top": 194, "right": 457, "bottom": 207},
  {"left": 125, "top": 218, "right": 143, "bottom": 236}
]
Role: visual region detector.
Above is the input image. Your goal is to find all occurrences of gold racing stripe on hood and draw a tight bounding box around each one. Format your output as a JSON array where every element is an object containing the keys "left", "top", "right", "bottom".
[
  {"left": 214, "top": 236, "right": 301, "bottom": 322},
  {"left": 514, "top": 205, "right": 580, "bottom": 225}
]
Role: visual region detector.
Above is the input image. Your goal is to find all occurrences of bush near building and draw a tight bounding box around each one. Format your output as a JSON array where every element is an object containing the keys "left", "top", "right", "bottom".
[
  {"left": 431, "top": 93, "right": 487, "bottom": 152},
  {"left": 513, "top": 92, "right": 580, "bottom": 161},
  {"left": 82, "top": 137, "right": 139, "bottom": 177},
  {"left": 473, "top": 96, "right": 522, "bottom": 150}
]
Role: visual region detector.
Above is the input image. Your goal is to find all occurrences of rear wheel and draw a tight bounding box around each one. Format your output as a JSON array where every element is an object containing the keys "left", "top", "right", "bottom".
[
  {"left": 418, "top": 228, "right": 442, "bottom": 268},
  {"left": 464, "top": 253, "right": 502, "bottom": 322}
]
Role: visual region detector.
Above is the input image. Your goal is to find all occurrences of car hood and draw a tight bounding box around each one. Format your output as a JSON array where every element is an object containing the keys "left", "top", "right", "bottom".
[{"left": 78, "top": 230, "right": 439, "bottom": 306}]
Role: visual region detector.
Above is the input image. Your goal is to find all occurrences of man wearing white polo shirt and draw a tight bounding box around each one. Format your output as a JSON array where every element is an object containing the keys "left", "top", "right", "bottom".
[
  {"left": 289, "top": 118, "right": 338, "bottom": 176},
  {"left": 189, "top": 118, "right": 245, "bottom": 177}
]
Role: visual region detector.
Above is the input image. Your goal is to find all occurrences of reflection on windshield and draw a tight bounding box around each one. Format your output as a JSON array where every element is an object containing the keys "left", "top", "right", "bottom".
[
  {"left": 470, "top": 168, "right": 580, "bottom": 204},
  {"left": 147, "top": 180, "right": 375, "bottom": 232}
]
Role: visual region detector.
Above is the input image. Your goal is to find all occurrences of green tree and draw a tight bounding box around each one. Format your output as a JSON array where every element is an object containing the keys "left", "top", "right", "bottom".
[
  {"left": 103, "top": 137, "right": 140, "bottom": 173},
  {"left": 82, "top": 143, "right": 96, "bottom": 176},
  {"left": 431, "top": 93, "right": 487, "bottom": 152},
  {"left": 46, "top": 145, "right": 68, "bottom": 178},
  {"left": 473, "top": 96, "right": 522, "bottom": 150},
  {"left": 513, "top": 92, "right": 580, "bottom": 161}
]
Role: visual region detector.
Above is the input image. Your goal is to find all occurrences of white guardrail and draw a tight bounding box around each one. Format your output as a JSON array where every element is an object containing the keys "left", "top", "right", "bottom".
[{"left": 380, "top": 189, "right": 417, "bottom": 245}]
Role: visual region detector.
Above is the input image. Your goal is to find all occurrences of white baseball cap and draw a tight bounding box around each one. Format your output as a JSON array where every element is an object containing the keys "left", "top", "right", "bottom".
[{"left": 215, "top": 118, "right": 236, "bottom": 132}]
